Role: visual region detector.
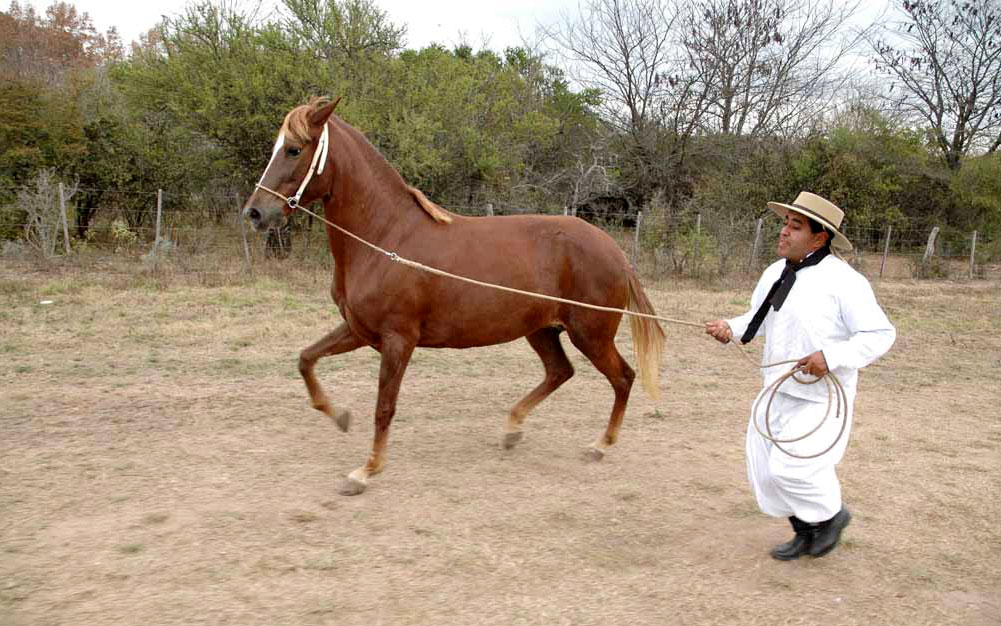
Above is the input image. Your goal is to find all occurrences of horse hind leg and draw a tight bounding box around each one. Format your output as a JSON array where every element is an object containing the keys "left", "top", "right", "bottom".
[
  {"left": 504, "top": 327, "right": 574, "bottom": 450},
  {"left": 299, "top": 322, "right": 366, "bottom": 432},
  {"left": 566, "top": 322, "right": 635, "bottom": 461}
]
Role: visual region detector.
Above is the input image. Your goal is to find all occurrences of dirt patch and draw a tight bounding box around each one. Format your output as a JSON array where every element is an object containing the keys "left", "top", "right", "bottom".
[{"left": 2, "top": 262, "right": 999, "bottom": 626}]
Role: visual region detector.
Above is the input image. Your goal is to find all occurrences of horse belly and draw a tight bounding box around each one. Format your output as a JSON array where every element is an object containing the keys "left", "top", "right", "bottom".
[{"left": 416, "top": 296, "right": 561, "bottom": 349}]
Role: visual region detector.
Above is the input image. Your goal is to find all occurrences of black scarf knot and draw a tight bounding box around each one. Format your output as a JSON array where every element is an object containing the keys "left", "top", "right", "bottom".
[{"left": 739, "top": 247, "right": 830, "bottom": 344}]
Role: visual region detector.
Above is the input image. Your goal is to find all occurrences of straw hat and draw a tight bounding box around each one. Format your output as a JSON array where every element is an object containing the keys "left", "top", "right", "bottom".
[{"left": 768, "top": 192, "right": 852, "bottom": 251}]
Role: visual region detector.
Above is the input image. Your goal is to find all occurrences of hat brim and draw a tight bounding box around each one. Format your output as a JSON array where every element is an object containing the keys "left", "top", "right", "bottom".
[{"left": 768, "top": 202, "right": 853, "bottom": 251}]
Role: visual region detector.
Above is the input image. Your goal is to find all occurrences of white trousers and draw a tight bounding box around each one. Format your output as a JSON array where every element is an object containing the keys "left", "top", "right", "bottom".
[{"left": 745, "top": 389, "right": 853, "bottom": 524}]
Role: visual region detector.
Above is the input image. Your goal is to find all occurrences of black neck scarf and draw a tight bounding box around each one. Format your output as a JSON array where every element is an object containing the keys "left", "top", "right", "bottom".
[{"left": 739, "top": 247, "right": 830, "bottom": 344}]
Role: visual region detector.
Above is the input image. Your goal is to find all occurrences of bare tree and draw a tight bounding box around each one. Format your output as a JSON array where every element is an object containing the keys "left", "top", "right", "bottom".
[
  {"left": 869, "top": 0, "right": 1001, "bottom": 169},
  {"left": 542, "top": 0, "right": 704, "bottom": 205},
  {"left": 19, "top": 169, "right": 76, "bottom": 257},
  {"left": 680, "top": 0, "right": 865, "bottom": 138},
  {"left": 543, "top": 0, "right": 674, "bottom": 134}
]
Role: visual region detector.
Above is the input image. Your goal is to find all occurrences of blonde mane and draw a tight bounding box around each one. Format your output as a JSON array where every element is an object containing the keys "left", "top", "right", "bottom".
[
  {"left": 279, "top": 97, "right": 326, "bottom": 146},
  {"left": 407, "top": 187, "right": 453, "bottom": 224},
  {"left": 282, "top": 97, "right": 451, "bottom": 225}
]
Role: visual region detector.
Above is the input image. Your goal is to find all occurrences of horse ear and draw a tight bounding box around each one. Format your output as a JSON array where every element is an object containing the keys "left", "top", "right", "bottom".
[{"left": 309, "top": 96, "right": 342, "bottom": 127}]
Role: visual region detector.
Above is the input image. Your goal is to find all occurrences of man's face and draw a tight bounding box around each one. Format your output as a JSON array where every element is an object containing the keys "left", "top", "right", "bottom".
[{"left": 777, "top": 212, "right": 827, "bottom": 263}]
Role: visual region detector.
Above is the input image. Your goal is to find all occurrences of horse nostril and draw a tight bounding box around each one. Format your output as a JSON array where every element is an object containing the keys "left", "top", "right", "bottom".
[{"left": 247, "top": 208, "right": 261, "bottom": 223}]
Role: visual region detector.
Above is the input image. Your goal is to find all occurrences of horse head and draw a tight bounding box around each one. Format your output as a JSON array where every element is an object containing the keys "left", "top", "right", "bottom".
[{"left": 243, "top": 96, "right": 341, "bottom": 231}]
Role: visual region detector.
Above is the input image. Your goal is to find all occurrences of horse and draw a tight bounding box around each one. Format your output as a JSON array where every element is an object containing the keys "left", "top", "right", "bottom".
[{"left": 243, "top": 97, "right": 666, "bottom": 495}]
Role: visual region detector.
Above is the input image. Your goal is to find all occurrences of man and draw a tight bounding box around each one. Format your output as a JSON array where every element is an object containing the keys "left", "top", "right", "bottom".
[{"left": 705, "top": 192, "right": 895, "bottom": 560}]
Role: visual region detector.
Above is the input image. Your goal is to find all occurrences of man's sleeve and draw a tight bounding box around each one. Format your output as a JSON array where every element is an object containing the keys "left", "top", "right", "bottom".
[{"left": 821, "top": 274, "right": 896, "bottom": 370}]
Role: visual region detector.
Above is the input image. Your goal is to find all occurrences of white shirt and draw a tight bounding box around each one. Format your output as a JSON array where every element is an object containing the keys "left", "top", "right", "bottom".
[{"left": 727, "top": 254, "right": 896, "bottom": 403}]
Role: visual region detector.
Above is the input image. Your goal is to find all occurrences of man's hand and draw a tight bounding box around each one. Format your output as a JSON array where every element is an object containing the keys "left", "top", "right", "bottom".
[
  {"left": 796, "top": 351, "right": 829, "bottom": 377},
  {"left": 705, "top": 320, "right": 733, "bottom": 344}
]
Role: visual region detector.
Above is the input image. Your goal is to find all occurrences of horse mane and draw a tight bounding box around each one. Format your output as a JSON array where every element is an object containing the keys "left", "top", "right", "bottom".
[
  {"left": 283, "top": 97, "right": 452, "bottom": 225},
  {"left": 407, "top": 187, "right": 453, "bottom": 224},
  {"left": 280, "top": 97, "right": 326, "bottom": 146}
]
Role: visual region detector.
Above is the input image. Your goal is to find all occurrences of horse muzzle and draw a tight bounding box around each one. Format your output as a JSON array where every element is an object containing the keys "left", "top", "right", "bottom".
[{"left": 243, "top": 205, "right": 284, "bottom": 232}]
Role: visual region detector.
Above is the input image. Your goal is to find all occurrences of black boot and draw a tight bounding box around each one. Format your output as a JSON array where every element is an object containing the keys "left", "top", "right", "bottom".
[
  {"left": 808, "top": 506, "right": 852, "bottom": 557},
  {"left": 770, "top": 516, "right": 812, "bottom": 561}
]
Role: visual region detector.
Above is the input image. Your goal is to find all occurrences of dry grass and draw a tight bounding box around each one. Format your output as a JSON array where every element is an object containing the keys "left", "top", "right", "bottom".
[{"left": 1, "top": 255, "right": 999, "bottom": 626}]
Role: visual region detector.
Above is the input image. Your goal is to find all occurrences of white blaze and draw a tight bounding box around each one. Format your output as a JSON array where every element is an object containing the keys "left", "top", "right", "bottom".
[{"left": 257, "top": 132, "right": 285, "bottom": 185}]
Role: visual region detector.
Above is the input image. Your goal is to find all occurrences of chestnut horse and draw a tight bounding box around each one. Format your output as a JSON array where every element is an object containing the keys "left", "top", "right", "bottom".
[{"left": 244, "top": 97, "right": 666, "bottom": 495}]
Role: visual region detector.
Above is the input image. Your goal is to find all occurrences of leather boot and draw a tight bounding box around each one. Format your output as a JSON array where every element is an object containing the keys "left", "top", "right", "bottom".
[
  {"left": 770, "top": 516, "right": 812, "bottom": 561},
  {"left": 808, "top": 506, "right": 852, "bottom": 557}
]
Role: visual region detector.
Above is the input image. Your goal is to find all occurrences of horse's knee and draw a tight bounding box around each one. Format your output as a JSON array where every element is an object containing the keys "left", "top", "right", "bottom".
[
  {"left": 298, "top": 351, "right": 314, "bottom": 376},
  {"left": 623, "top": 362, "right": 636, "bottom": 384}
]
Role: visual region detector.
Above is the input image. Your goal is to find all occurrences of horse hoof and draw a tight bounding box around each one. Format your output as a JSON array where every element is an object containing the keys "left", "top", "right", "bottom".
[
  {"left": 585, "top": 447, "right": 605, "bottom": 462},
  {"left": 333, "top": 409, "right": 351, "bottom": 433},
  {"left": 337, "top": 476, "right": 367, "bottom": 496},
  {"left": 502, "top": 431, "right": 523, "bottom": 450}
]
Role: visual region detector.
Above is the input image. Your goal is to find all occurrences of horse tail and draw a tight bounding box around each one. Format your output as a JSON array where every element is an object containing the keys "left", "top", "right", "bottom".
[{"left": 626, "top": 270, "right": 665, "bottom": 402}]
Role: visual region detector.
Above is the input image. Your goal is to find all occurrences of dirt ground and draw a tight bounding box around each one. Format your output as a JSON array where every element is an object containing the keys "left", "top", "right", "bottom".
[{"left": 1, "top": 259, "right": 999, "bottom": 626}]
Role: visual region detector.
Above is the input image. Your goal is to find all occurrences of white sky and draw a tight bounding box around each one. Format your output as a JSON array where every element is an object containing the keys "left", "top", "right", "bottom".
[
  {"left": 20, "top": 0, "right": 894, "bottom": 82},
  {"left": 21, "top": 0, "right": 576, "bottom": 51}
]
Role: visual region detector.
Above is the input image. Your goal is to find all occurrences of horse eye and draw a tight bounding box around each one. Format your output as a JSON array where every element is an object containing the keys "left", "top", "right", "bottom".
[{"left": 286, "top": 147, "right": 302, "bottom": 157}]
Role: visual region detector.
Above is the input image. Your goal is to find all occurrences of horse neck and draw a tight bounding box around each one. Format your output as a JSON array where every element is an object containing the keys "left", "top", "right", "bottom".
[{"left": 322, "top": 123, "right": 425, "bottom": 263}]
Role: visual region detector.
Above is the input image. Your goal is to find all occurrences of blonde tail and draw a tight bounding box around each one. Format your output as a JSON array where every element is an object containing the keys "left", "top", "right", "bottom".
[{"left": 626, "top": 271, "right": 666, "bottom": 402}]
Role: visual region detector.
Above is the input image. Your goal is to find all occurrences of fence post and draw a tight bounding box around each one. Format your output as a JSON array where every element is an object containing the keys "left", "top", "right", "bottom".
[
  {"left": 748, "top": 217, "right": 763, "bottom": 271},
  {"left": 879, "top": 225, "right": 892, "bottom": 278},
  {"left": 694, "top": 212, "right": 702, "bottom": 275},
  {"left": 238, "top": 194, "right": 251, "bottom": 272},
  {"left": 969, "top": 230, "right": 978, "bottom": 279},
  {"left": 153, "top": 189, "right": 163, "bottom": 269},
  {"left": 632, "top": 210, "right": 643, "bottom": 266},
  {"left": 563, "top": 206, "right": 568, "bottom": 216},
  {"left": 922, "top": 226, "right": 939, "bottom": 265},
  {"left": 58, "top": 182, "right": 70, "bottom": 255},
  {"left": 486, "top": 202, "right": 494, "bottom": 216}
]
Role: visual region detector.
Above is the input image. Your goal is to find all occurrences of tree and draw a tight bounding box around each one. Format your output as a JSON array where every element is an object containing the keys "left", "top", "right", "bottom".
[
  {"left": 281, "top": 0, "right": 405, "bottom": 66},
  {"left": 679, "top": 0, "right": 864, "bottom": 138},
  {"left": 117, "top": 1, "right": 328, "bottom": 185},
  {"left": 1, "top": 1, "right": 122, "bottom": 87},
  {"left": 543, "top": 0, "right": 701, "bottom": 206},
  {"left": 869, "top": 0, "right": 1001, "bottom": 169}
]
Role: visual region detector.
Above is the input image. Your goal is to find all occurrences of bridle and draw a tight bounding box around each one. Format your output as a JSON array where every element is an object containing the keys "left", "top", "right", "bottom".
[{"left": 253, "top": 122, "right": 330, "bottom": 212}]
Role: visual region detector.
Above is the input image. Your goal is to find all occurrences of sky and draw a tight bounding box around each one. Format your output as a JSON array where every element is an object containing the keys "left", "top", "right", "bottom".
[
  {"left": 21, "top": 0, "right": 578, "bottom": 51},
  {"left": 20, "top": 0, "right": 894, "bottom": 80}
]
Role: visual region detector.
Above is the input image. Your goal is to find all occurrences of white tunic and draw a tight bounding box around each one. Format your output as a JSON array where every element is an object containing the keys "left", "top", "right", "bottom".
[{"left": 727, "top": 255, "right": 895, "bottom": 522}]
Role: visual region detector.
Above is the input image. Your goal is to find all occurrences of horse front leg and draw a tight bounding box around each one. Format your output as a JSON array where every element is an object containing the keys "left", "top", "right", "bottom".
[
  {"left": 339, "top": 331, "right": 416, "bottom": 496},
  {"left": 299, "top": 322, "right": 366, "bottom": 432}
]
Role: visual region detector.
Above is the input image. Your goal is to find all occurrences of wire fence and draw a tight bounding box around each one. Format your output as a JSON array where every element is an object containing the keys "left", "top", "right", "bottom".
[{"left": 1, "top": 185, "right": 997, "bottom": 283}]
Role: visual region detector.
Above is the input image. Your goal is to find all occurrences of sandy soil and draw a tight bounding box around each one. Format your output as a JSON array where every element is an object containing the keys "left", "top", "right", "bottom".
[{"left": 1, "top": 261, "right": 999, "bottom": 626}]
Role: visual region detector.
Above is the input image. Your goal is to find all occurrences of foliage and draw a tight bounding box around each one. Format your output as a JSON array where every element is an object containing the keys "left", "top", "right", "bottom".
[
  {"left": 1, "top": 0, "right": 999, "bottom": 266},
  {"left": 950, "top": 151, "right": 1001, "bottom": 244}
]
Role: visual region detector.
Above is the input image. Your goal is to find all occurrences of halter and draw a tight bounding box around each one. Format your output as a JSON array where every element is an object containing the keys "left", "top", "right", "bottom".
[{"left": 254, "top": 122, "right": 330, "bottom": 211}]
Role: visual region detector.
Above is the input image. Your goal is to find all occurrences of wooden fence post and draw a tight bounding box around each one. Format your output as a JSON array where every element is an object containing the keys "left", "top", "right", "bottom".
[
  {"left": 748, "top": 218, "right": 763, "bottom": 271},
  {"left": 153, "top": 189, "right": 163, "bottom": 269},
  {"left": 632, "top": 210, "right": 643, "bottom": 266},
  {"left": 693, "top": 212, "right": 702, "bottom": 276},
  {"left": 879, "top": 225, "right": 892, "bottom": 278},
  {"left": 485, "top": 202, "right": 494, "bottom": 216},
  {"left": 58, "top": 182, "right": 70, "bottom": 255},
  {"left": 238, "top": 194, "right": 251, "bottom": 272},
  {"left": 922, "top": 226, "right": 939, "bottom": 265},
  {"left": 969, "top": 230, "right": 978, "bottom": 279}
]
